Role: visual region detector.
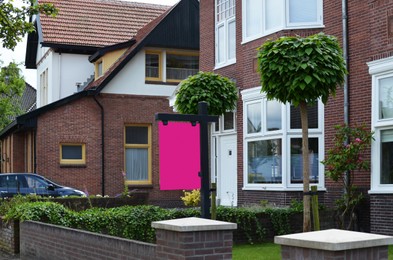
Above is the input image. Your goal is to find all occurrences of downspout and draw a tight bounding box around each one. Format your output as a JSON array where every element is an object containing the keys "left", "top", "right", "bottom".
[
  {"left": 342, "top": 0, "right": 349, "bottom": 126},
  {"left": 93, "top": 94, "right": 105, "bottom": 196},
  {"left": 34, "top": 128, "right": 37, "bottom": 173},
  {"left": 342, "top": 0, "right": 350, "bottom": 187}
]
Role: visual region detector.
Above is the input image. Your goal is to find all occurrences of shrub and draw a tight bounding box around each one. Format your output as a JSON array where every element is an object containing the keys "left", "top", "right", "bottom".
[{"left": 180, "top": 189, "right": 200, "bottom": 207}]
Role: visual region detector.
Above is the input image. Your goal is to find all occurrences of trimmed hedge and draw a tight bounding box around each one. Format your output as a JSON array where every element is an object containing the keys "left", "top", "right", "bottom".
[{"left": 2, "top": 197, "right": 332, "bottom": 244}]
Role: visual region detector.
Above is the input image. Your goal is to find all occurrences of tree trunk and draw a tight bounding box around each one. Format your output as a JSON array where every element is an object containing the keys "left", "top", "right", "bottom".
[{"left": 300, "top": 101, "right": 311, "bottom": 232}]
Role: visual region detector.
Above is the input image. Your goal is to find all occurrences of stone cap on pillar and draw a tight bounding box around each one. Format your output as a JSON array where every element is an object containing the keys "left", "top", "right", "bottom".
[
  {"left": 152, "top": 217, "right": 237, "bottom": 232},
  {"left": 275, "top": 229, "right": 393, "bottom": 251}
]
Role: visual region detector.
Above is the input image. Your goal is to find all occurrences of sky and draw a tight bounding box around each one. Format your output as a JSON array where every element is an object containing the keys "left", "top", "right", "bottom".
[{"left": 0, "top": 0, "right": 180, "bottom": 88}]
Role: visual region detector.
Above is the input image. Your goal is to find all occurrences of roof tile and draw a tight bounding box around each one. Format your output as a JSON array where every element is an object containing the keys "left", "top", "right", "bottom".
[{"left": 38, "top": 0, "right": 169, "bottom": 47}]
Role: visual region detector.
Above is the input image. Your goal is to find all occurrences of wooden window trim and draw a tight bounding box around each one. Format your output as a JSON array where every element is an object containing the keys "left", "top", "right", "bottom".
[
  {"left": 124, "top": 124, "right": 152, "bottom": 185},
  {"left": 145, "top": 51, "right": 162, "bottom": 82},
  {"left": 59, "top": 143, "right": 86, "bottom": 165}
]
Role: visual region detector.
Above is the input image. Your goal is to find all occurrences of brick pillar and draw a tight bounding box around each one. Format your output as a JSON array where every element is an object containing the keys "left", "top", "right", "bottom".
[
  {"left": 275, "top": 229, "right": 393, "bottom": 260},
  {"left": 152, "top": 217, "right": 237, "bottom": 260}
]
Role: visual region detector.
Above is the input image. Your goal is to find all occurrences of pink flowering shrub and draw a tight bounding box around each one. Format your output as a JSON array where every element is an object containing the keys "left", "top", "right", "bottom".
[{"left": 322, "top": 124, "right": 374, "bottom": 230}]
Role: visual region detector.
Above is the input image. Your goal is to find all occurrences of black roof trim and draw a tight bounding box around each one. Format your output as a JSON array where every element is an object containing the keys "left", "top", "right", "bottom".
[
  {"left": 25, "top": 21, "right": 39, "bottom": 69},
  {"left": 0, "top": 89, "right": 97, "bottom": 139},
  {"left": 41, "top": 43, "right": 100, "bottom": 55},
  {"left": 95, "top": 0, "right": 199, "bottom": 92},
  {"left": 89, "top": 39, "right": 136, "bottom": 63}
]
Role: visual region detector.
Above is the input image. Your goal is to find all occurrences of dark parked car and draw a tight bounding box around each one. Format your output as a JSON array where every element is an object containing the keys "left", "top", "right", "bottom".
[{"left": 0, "top": 173, "right": 86, "bottom": 198}]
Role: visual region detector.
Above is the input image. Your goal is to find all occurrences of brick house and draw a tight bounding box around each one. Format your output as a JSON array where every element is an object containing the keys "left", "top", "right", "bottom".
[
  {"left": 0, "top": 0, "right": 200, "bottom": 206},
  {"left": 200, "top": 0, "right": 393, "bottom": 234}
]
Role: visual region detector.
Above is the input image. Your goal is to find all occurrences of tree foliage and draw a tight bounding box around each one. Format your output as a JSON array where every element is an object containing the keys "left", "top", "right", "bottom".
[
  {"left": 0, "top": 0, "right": 58, "bottom": 50},
  {"left": 175, "top": 71, "right": 238, "bottom": 115},
  {"left": 0, "top": 61, "right": 26, "bottom": 130},
  {"left": 257, "top": 32, "right": 347, "bottom": 232},
  {"left": 257, "top": 32, "right": 347, "bottom": 106}
]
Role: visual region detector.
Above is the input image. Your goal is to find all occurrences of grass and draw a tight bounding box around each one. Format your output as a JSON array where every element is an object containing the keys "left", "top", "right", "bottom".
[
  {"left": 233, "top": 243, "right": 280, "bottom": 260},
  {"left": 232, "top": 243, "right": 393, "bottom": 260}
]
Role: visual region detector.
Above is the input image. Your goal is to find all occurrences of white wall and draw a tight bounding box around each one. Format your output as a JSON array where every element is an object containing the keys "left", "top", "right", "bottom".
[
  {"left": 102, "top": 51, "right": 177, "bottom": 97},
  {"left": 36, "top": 50, "right": 94, "bottom": 107}
]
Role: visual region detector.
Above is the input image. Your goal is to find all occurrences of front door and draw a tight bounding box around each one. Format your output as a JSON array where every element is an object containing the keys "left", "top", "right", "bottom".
[{"left": 216, "top": 134, "right": 237, "bottom": 206}]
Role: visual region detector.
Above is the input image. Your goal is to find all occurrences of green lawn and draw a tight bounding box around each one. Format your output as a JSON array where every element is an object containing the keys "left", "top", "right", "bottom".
[{"left": 233, "top": 243, "right": 393, "bottom": 260}]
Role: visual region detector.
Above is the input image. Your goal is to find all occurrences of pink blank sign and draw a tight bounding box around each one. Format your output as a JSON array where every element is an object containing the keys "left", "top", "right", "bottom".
[{"left": 159, "top": 122, "right": 200, "bottom": 190}]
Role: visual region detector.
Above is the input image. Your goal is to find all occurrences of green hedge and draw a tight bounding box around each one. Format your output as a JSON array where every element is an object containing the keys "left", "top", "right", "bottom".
[{"left": 2, "top": 197, "right": 306, "bottom": 244}]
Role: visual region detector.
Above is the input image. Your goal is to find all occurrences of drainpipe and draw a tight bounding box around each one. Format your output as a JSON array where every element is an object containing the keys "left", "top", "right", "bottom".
[
  {"left": 93, "top": 94, "right": 105, "bottom": 196},
  {"left": 342, "top": 0, "right": 350, "bottom": 187},
  {"left": 342, "top": 0, "right": 349, "bottom": 126}
]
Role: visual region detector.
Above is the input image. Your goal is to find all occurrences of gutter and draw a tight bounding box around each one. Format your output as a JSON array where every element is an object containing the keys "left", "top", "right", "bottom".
[{"left": 93, "top": 94, "right": 105, "bottom": 196}]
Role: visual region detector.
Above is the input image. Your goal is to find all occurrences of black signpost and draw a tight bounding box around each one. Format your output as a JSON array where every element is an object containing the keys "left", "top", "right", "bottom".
[{"left": 155, "top": 102, "right": 218, "bottom": 219}]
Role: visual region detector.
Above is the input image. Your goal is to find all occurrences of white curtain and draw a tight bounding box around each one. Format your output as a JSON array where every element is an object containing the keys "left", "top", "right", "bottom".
[
  {"left": 288, "top": 0, "right": 317, "bottom": 23},
  {"left": 126, "top": 148, "right": 148, "bottom": 181}
]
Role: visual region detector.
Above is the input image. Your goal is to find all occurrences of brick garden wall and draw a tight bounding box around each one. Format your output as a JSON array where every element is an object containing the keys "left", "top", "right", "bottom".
[
  {"left": 20, "top": 221, "right": 156, "bottom": 260},
  {"left": 0, "top": 219, "right": 18, "bottom": 255}
]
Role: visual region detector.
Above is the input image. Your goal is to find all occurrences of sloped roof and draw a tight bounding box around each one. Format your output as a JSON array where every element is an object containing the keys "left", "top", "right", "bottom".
[
  {"left": 86, "top": 0, "right": 199, "bottom": 91},
  {"left": 38, "top": 0, "right": 169, "bottom": 48}
]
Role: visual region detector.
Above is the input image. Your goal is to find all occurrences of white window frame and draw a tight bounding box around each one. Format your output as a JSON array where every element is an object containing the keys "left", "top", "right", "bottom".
[
  {"left": 368, "top": 56, "right": 393, "bottom": 193},
  {"left": 215, "top": 0, "right": 236, "bottom": 69},
  {"left": 242, "top": 0, "right": 324, "bottom": 44},
  {"left": 242, "top": 87, "right": 325, "bottom": 191}
]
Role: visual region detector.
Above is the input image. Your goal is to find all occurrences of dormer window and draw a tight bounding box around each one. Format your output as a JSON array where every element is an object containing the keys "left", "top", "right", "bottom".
[
  {"left": 145, "top": 50, "right": 198, "bottom": 83},
  {"left": 146, "top": 52, "right": 161, "bottom": 81},
  {"left": 166, "top": 53, "right": 199, "bottom": 82}
]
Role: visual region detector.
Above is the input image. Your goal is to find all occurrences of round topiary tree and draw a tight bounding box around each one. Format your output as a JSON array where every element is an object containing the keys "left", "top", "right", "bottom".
[
  {"left": 174, "top": 71, "right": 238, "bottom": 115},
  {"left": 257, "top": 32, "right": 347, "bottom": 232}
]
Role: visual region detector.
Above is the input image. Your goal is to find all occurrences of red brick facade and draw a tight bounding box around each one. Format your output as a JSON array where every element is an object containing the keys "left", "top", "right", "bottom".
[
  {"left": 34, "top": 94, "right": 183, "bottom": 205},
  {"left": 200, "top": 0, "right": 393, "bottom": 233}
]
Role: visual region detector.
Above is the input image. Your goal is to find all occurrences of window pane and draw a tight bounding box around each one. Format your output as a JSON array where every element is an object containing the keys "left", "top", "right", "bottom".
[
  {"left": 62, "top": 145, "right": 82, "bottom": 160},
  {"left": 217, "top": 25, "right": 226, "bottom": 63},
  {"left": 265, "top": 0, "right": 283, "bottom": 31},
  {"left": 125, "top": 148, "right": 148, "bottom": 181},
  {"left": 97, "top": 62, "right": 103, "bottom": 76},
  {"left": 289, "top": 0, "right": 318, "bottom": 23},
  {"left": 266, "top": 100, "right": 281, "bottom": 131},
  {"left": 224, "top": 111, "right": 234, "bottom": 130},
  {"left": 290, "top": 138, "right": 319, "bottom": 184},
  {"left": 146, "top": 54, "right": 159, "bottom": 78},
  {"left": 381, "top": 130, "right": 393, "bottom": 184},
  {"left": 126, "top": 126, "right": 148, "bottom": 144},
  {"left": 248, "top": 139, "right": 282, "bottom": 184},
  {"left": 245, "top": 0, "right": 262, "bottom": 38},
  {"left": 247, "top": 103, "right": 261, "bottom": 133},
  {"left": 228, "top": 20, "right": 236, "bottom": 60},
  {"left": 214, "top": 121, "right": 220, "bottom": 132},
  {"left": 166, "top": 54, "right": 199, "bottom": 81},
  {"left": 379, "top": 77, "right": 393, "bottom": 119},
  {"left": 290, "top": 103, "right": 318, "bottom": 129}
]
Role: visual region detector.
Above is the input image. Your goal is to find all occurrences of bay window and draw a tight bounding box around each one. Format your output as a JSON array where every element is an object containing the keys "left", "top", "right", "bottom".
[
  {"left": 368, "top": 57, "right": 393, "bottom": 192},
  {"left": 242, "top": 87, "right": 324, "bottom": 190},
  {"left": 242, "top": 0, "right": 323, "bottom": 43},
  {"left": 215, "top": 0, "right": 236, "bottom": 67}
]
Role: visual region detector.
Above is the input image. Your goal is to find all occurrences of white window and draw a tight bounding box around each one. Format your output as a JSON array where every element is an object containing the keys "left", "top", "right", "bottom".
[
  {"left": 215, "top": 0, "right": 236, "bottom": 68},
  {"left": 242, "top": 87, "right": 324, "bottom": 190},
  {"left": 39, "top": 69, "right": 48, "bottom": 107},
  {"left": 213, "top": 111, "right": 236, "bottom": 133},
  {"left": 242, "top": 0, "right": 323, "bottom": 43},
  {"left": 368, "top": 57, "right": 393, "bottom": 193}
]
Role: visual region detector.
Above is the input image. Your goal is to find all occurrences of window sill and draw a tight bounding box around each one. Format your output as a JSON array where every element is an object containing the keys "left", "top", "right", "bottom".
[
  {"left": 242, "top": 185, "right": 326, "bottom": 192},
  {"left": 241, "top": 25, "right": 325, "bottom": 45},
  {"left": 60, "top": 164, "right": 87, "bottom": 168},
  {"left": 127, "top": 184, "right": 153, "bottom": 189},
  {"left": 214, "top": 60, "right": 236, "bottom": 71},
  {"left": 145, "top": 80, "right": 179, "bottom": 86},
  {"left": 368, "top": 189, "right": 393, "bottom": 194}
]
